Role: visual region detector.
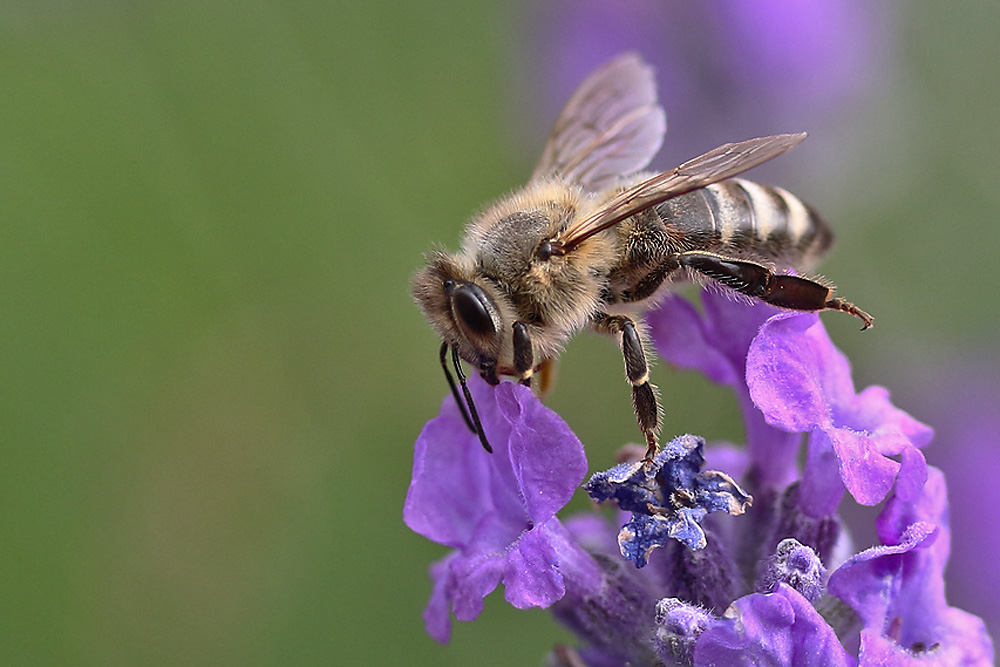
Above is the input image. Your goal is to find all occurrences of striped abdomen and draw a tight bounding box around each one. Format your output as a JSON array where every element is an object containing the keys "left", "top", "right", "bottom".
[{"left": 656, "top": 177, "right": 833, "bottom": 269}]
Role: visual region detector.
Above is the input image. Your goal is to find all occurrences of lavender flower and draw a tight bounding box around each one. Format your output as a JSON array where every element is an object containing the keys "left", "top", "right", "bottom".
[
  {"left": 828, "top": 467, "right": 992, "bottom": 664},
  {"left": 403, "top": 378, "right": 602, "bottom": 642},
  {"left": 747, "top": 311, "right": 931, "bottom": 516},
  {"left": 405, "top": 291, "right": 992, "bottom": 665},
  {"left": 693, "top": 583, "right": 855, "bottom": 667}
]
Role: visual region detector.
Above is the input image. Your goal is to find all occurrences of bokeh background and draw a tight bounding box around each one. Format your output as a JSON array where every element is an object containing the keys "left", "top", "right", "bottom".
[{"left": 2, "top": 1, "right": 998, "bottom": 664}]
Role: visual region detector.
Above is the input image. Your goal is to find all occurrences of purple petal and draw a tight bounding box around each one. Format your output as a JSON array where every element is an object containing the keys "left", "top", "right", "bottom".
[
  {"left": 423, "top": 555, "right": 456, "bottom": 643},
  {"left": 799, "top": 431, "right": 847, "bottom": 517},
  {"left": 748, "top": 312, "right": 930, "bottom": 509},
  {"left": 501, "top": 520, "right": 606, "bottom": 613},
  {"left": 850, "top": 386, "right": 934, "bottom": 448},
  {"left": 833, "top": 503, "right": 994, "bottom": 664},
  {"left": 876, "top": 467, "right": 948, "bottom": 548},
  {"left": 694, "top": 584, "right": 854, "bottom": 667},
  {"left": 503, "top": 520, "right": 569, "bottom": 609},
  {"left": 405, "top": 377, "right": 586, "bottom": 545},
  {"left": 498, "top": 382, "right": 588, "bottom": 523},
  {"left": 828, "top": 521, "right": 938, "bottom": 628},
  {"left": 747, "top": 313, "right": 837, "bottom": 433},
  {"left": 826, "top": 427, "right": 899, "bottom": 506},
  {"left": 862, "top": 469, "right": 993, "bottom": 662},
  {"left": 700, "top": 289, "right": 780, "bottom": 364},
  {"left": 858, "top": 613, "right": 993, "bottom": 667},
  {"left": 404, "top": 402, "right": 496, "bottom": 546},
  {"left": 449, "top": 552, "right": 505, "bottom": 622},
  {"left": 406, "top": 377, "right": 598, "bottom": 640}
]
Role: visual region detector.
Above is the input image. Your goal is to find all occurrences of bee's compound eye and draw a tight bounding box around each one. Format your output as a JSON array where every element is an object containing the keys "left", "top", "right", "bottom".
[{"left": 451, "top": 283, "right": 497, "bottom": 338}]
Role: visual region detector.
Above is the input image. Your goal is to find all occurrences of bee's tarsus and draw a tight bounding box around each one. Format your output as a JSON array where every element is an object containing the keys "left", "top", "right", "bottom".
[{"left": 825, "top": 297, "right": 874, "bottom": 330}]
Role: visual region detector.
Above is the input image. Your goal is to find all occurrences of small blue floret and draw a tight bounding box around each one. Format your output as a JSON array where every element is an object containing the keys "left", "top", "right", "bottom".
[{"left": 584, "top": 434, "right": 752, "bottom": 567}]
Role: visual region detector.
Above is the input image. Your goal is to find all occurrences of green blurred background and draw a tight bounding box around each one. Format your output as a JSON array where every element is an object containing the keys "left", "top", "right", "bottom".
[{"left": 1, "top": 1, "right": 998, "bottom": 664}]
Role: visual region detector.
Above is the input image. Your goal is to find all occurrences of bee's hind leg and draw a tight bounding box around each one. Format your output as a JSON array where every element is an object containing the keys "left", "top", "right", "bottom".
[
  {"left": 676, "top": 251, "right": 873, "bottom": 330},
  {"left": 593, "top": 314, "right": 661, "bottom": 460}
]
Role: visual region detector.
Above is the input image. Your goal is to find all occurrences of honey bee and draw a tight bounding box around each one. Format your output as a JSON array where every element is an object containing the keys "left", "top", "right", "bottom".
[{"left": 412, "top": 53, "right": 872, "bottom": 457}]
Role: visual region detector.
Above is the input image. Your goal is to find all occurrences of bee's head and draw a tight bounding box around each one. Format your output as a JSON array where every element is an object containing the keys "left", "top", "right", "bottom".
[{"left": 412, "top": 251, "right": 510, "bottom": 383}]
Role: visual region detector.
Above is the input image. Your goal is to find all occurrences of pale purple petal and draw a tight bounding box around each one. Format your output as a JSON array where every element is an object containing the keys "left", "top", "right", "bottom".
[
  {"left": 404, "top": 403, "right": 496, "bottom": 546},
  {"left": 851, "top": 386, "right": 933, "bottom": 448},
  {"left": 828, "top": 521, "right": 938, "bottom": 628},
  {"left": 859, "top": 617, "right": 993, "bottom": 666},
  {"left": 748, "top": 312, "right": 930, "bottom": 508},
  {"left": 503, "top": 520, "right": 569, "bottom": 609},
  {"left": 498, "top": 382, "right": 588, "bottom": 522},
  {"left": 799, "top": 432, "right": 847, "bottom": 517},
  {"left": 423, "top": 555, "right": 456, "bottom": 643},
  {"left": 871, "top": 469, "right": 993, "bottom": 663},
  {"left": 747, "top": 313, "right": 838, "bottom": 432},
  {"left": 449, "top": 553, "right": 505, "bottom": 622},
  {"left": 826, "top": 427, "right": 899, "bottom": 507}
]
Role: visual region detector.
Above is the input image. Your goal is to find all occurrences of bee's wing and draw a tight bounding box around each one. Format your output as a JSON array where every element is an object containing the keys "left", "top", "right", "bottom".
[
  {"left": 555, "top": 133, "right": 807, "bottom": 252},
  {"left": 530, "top": 53, "right": 666, "bottom": 191}
]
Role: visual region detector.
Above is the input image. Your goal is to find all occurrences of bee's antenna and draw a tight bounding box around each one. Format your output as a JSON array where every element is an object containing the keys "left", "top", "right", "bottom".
[
  {"left": 440, "top": 341, "right": 476, "bottom": 433},
  {"left": 450, "top": 346, "right": 493, "bottom": 454}
]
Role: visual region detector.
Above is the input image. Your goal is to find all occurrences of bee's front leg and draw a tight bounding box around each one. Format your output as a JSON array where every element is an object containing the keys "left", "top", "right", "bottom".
[
  {"left": 593, "top": 313, "right": 661, "bottom": 459},
  {"left": 512, "top": 321, "right": 533, "bottom": 387}
]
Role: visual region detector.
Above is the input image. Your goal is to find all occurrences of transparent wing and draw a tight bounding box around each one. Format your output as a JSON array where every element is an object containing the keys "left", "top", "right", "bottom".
[
  {"left": 531, "top": 53, "right": 666, "bottom": 191},
  {"left": 555, "top": 133, "right": 807, "bottom": 252}
]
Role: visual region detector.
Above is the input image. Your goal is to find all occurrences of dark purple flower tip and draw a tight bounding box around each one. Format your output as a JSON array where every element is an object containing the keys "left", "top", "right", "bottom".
[
  {"left": 584, "top": 434, "right": 752, "bottom": 567},
  {"left": 756, "top": 538, "right": 827, "bottom": 603},
  {"left": 652, "top": 598, "right": 713, "bottom": 665},
  {"left": 694, "top": 584, "right": 855, "bottom": 667},
  {"left": 405, "top": 377, "right": 601, "bottom": 642},
  {"left": 747, "top": 311, "right": 931, "bottom": 510}
]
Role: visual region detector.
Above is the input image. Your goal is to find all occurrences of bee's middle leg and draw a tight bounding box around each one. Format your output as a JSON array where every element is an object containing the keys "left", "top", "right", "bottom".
[
  {"left": 676, "top": 251, "right": 873, "bottom": 329},
  {"left": 593, "top": 313, "right": 661, "bottom": 459}
]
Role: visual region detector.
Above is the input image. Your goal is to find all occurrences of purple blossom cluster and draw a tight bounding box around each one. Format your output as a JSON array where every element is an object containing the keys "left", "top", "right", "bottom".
[{"left": 404, "top": 290, "right": 993, "bottom": 665}]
